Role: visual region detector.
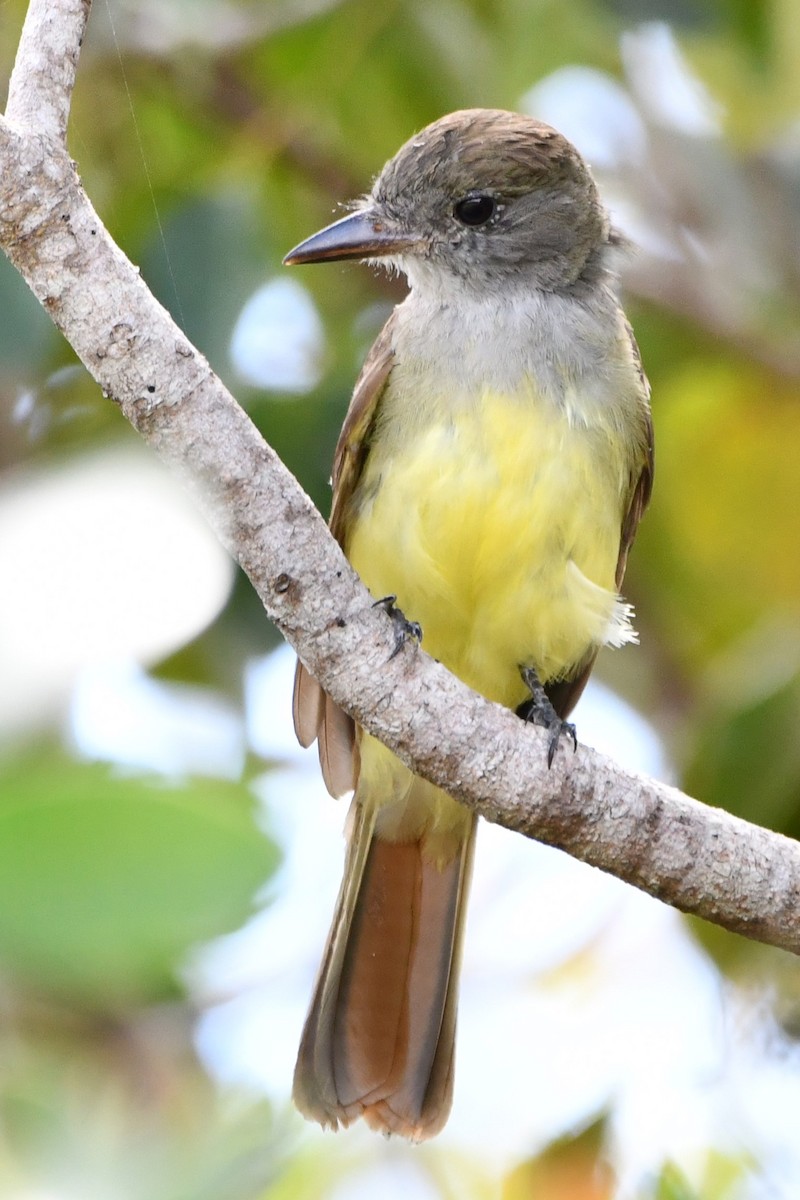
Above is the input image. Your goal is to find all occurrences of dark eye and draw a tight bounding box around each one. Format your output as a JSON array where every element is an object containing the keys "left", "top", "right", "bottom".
[{"left": 453, "top": 193, "right": 497, "bottom": 227}]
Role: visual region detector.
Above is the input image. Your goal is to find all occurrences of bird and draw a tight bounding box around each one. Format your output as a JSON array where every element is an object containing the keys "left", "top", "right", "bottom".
[{"left": 283, "top": 108, "right": 653, "bottom": 1141}]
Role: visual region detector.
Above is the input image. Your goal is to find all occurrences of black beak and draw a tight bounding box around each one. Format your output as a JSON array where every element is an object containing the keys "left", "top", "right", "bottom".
[{"left": 283, "top": 209, "right": 424, "bottom": 265}]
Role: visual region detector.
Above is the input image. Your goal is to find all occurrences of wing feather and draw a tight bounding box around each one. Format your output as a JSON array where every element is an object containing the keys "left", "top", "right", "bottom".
[
  {"left": 615, "top": 323, "right": 654, "bottom": 589},
  {"left": 293, "top": 660, "right": 325, "bottom": 748},
  {"left": 292, "top": 312, "right": 397, "bottom": 795}
]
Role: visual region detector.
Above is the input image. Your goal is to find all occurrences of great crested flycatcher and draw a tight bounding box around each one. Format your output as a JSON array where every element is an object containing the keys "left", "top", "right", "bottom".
[{"left": 283, "top": 108, "right": 653, "bottom": 1141}]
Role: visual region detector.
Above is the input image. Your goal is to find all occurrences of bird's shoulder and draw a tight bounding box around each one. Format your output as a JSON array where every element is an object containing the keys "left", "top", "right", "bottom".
[{"left": 329, "top": 310, "right": 398, "bottom": 542}]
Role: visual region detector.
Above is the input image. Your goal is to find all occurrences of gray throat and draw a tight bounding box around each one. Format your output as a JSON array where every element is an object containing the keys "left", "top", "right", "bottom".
[{"left": 389, "top": 272, "right": 631, "bottom": 411}]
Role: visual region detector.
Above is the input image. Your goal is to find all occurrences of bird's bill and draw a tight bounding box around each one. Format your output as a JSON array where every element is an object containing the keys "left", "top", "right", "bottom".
[{"left": 283, "top": 209, "right": 423, "bottom": 265}]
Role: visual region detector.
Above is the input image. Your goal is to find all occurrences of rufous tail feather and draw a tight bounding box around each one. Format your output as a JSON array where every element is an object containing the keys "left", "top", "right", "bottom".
[{"left": 293, "top": 791, "right": 476, "bottom": 1141}]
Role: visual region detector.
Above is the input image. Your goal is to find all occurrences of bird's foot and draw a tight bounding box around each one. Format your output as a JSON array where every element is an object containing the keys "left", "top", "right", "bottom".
[
  {"left": 373, "top": 595, "right": 422, "bottom": 660},
  {"left": 520, "top": 665, "right": 578, "bottom": 769}
]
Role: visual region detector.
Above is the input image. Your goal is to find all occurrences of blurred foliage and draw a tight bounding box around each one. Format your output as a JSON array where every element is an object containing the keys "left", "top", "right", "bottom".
[
  {"left": 503, "top": 1121, "right": 613, "bottom": 1199},
  {"left": 3, "top": 0, "right": 800, "bottom": 1195},
  {"left": 0, "top": 751, "right": 277, "bottom": 1006},
  {"left": 0, "top": 1023, "right": 294, "bottom": 1200}
]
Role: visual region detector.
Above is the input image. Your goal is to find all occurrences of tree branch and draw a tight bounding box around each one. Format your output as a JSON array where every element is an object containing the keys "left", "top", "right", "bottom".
[
  {"left": 2, "top": 0, "right": 800, "bottom": 955},
  {"left": 5, "top": 0, "right": 90, "bottom": 140}
]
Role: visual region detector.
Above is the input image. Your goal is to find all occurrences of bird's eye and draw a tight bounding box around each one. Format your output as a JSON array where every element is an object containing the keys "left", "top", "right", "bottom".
[{"left": 453, "top": 194, "right": 497, "bottom": 227}]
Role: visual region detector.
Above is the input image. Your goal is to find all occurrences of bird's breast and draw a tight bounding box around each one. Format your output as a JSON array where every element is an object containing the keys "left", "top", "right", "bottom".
[{"left": 346, "top": 383, "right": 636, "bottom": 708}]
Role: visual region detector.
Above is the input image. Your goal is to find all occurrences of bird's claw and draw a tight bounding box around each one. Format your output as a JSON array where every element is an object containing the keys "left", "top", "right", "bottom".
[
  {"left": 544, "top": 718, "right": 577, "bottom": 768},
  {"left": 373, "top": 595, "right": 422, "bottom": 660},
  {"left": 520, "top": 665, "right": 578, "bottom": 768}
]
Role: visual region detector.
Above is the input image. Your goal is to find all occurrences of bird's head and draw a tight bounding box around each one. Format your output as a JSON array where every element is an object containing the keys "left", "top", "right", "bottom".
[{"left": 284, "top": 109, "right": 611, "bottom": 295}]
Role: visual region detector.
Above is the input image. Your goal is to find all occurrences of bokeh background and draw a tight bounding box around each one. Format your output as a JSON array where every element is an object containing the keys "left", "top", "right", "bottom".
[{"left": 2, "top": 1, "right": 800, "bottom": 1197}]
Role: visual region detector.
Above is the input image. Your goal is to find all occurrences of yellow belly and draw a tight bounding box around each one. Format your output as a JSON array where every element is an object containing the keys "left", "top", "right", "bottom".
[{"left": 347, "top": 388, "right": 633, "bottom": 711}]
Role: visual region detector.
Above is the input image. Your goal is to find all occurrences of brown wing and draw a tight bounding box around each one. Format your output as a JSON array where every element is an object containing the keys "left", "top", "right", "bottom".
[
  {"left": 615, "top": 321, "right": 654, "bottom": 589},
  {"left": 292, "top": 312, "right": 398, "bottom": 797},
  {"left": 546, "top": 319, "right": 654, "bottom": 720},
  {"left": 329, "top": 311, "right": 399, "bottom": 543}
]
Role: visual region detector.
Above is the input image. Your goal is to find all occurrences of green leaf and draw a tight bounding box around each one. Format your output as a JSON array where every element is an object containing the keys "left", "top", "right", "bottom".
[
  {"left": 655, "top": 1162, "right": 699, "bottom": 1200},
  {"left": 0, "top": 751, "right": 278, "bottom": 1008}
]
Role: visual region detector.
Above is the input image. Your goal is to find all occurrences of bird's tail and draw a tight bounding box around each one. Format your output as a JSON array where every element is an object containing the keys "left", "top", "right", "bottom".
[{"left": 293, "top": 768, "right": 476, "bottom": 1141}]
